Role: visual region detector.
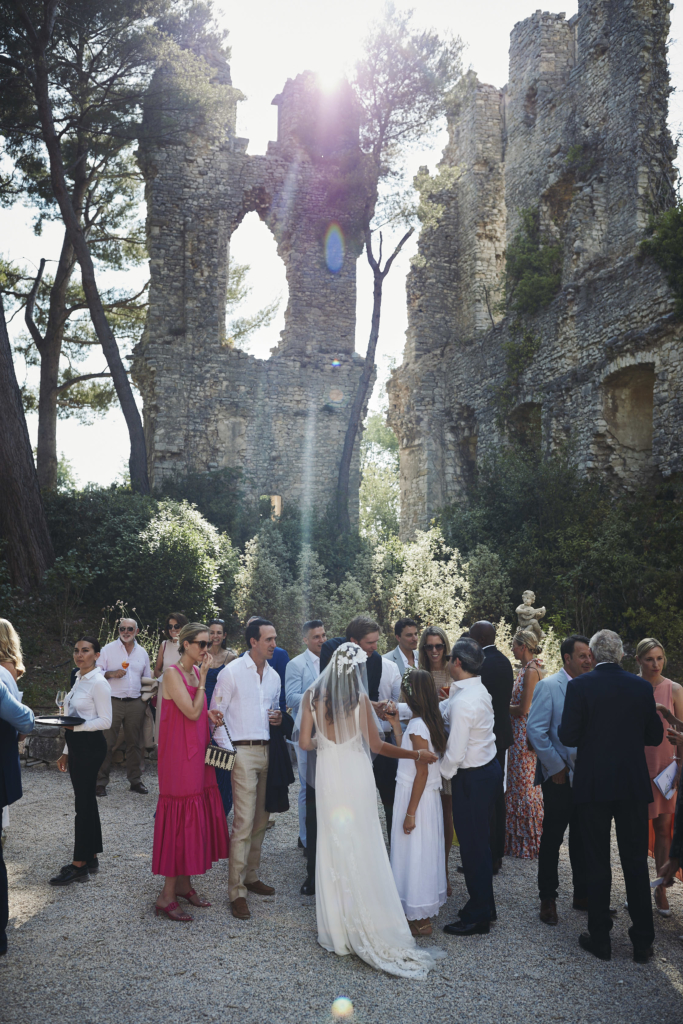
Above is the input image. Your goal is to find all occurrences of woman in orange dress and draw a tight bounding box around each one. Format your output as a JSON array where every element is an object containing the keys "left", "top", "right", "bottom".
[
  {"left": 505, "top": 629, "right": 544, "bottom": 859},
  {"left": 636, "top": 637, "right": 683, "bottom": 917}
]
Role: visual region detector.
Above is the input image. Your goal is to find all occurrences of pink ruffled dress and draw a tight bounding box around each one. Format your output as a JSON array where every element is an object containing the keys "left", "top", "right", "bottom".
[{"left": 152, "top": 665, "right": 229, "bottom": 876}]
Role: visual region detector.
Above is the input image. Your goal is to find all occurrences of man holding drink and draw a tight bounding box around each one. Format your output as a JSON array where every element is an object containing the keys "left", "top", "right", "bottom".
[{"left": 210, "top": 618, "right": 282, "bottom": 920}]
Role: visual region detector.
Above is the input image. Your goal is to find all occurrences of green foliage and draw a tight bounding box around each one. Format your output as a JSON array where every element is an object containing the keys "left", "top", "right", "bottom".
[
  {"left": 43, "top": 551, "right": 99, "bottom": 645},
  {"left": 222, "top": 260, "right": 280, "bottom": 350},
  {"left": 465, "top": 544, "right": 512, "bottom": 624},
  {"left": 359, "top": 412, "right": 400, "bottom": 542},
  {"left": 43, "top": 486, "right": 234, "bottom": 625},
  {"left": 156, "top": 467, "right": 259, "bottom": 548},
  {"left": 639, "top": 199, "right": 683, "bottom": 319},
  {"left": 439, "top": 448, "right": 683, "bottom": 652},
  {"left": 505, "top": 208, "right": 563, "bottom": 316},
  {"left": 55, "top": 454, "right": 78, "bottom": 492}
]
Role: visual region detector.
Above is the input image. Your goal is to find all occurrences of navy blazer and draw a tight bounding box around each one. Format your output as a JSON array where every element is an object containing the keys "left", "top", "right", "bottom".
[
  {"left": 558, "top": 662, "right": 663, "bottom": 804},
  {"left": 268, "top": 646, "right": 290, "bottom": 713},
  {"left": 481, "top": 646, "right": 514, "bottom": 752}
]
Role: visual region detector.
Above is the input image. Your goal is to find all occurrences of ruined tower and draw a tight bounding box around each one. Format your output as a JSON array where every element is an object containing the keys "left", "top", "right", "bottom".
[
  {"left": 389, "top": 1, "right": 682, "bottom": 539},
  {"left": 134, "top": 65, "right": 377, "bottom": 520}
]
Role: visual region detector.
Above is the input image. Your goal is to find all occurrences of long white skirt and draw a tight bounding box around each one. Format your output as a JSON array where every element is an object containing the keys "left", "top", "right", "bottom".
[{"left": 390, "top": 780, "right": 447, "bottom": 920}]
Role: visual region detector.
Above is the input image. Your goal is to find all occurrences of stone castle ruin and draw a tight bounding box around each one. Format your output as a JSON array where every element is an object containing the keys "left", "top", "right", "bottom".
[
  {"left": 133, "top": 68, "right": 377, "bottom": 521},
  {"left": 387, "top": 0, "right": 683, "bottom": 538},
  {"left": 134, "top": 1, "right": 682, "bottom": 537}
]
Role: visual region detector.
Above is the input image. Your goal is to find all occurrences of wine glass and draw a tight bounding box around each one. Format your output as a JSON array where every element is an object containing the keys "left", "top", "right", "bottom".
[{"left": 55, "top": 690, "right": 66, "bottom": 717}]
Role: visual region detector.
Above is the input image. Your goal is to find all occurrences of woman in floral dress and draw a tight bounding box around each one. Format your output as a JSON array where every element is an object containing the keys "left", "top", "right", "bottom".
[{"left": 505, "top": 629, "right": 544, "bottom": 859}]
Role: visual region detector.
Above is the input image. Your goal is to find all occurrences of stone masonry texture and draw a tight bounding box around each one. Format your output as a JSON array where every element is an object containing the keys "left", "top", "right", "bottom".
[
  {"left": 387, "top": 1, "right": 683, "bottom": 539},
  {"left": 133, "top": 66, "right": 377, "bottom": 523}
]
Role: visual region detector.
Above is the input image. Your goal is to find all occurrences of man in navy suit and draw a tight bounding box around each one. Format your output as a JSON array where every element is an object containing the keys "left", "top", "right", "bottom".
[{"left": 558, "top": 629, "right": 663, "bottom": 963}]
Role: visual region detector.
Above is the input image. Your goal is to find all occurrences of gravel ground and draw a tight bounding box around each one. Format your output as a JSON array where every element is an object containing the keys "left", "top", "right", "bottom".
[{"left": 1, "top": 762, "right": 682, "bottom": 1024}]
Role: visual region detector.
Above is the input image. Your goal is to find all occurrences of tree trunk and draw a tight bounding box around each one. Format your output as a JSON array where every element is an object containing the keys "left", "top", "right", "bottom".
[
  {"left": 15, "top": 4, "right": 150, "bottom": 494},
  {"left": 336, "top": 225, "right": 413, "bottom": 533},
  {"left": 0, "top": 293, "right": 54, "bottom": 589}
]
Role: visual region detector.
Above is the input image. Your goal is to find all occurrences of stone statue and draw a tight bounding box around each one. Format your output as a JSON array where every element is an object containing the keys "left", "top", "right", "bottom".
[{"left": 516, "top": 590, "right": 546, "bottom": 642}]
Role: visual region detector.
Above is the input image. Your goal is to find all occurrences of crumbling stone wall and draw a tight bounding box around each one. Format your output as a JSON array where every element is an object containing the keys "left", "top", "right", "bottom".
[
  {"left": 389, "top": 1, "right": 683, "bottom": 539},
  {"left": 133, "top": 68, "right": 376, "bottom": 521}
]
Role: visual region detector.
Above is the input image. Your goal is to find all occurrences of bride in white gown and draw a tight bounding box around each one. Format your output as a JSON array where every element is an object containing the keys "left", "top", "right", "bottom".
[{"left": 296, "top": 643, "right": 445, "bottom": 978}]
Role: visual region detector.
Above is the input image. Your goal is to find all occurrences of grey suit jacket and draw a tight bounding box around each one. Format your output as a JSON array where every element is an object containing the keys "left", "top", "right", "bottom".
[
  {"left": 383, "top": 646, "right": 413, "bottom": 677},
  {"left": 527, "top": 669, "right": 577, "bottom": 786},
  {"left": 284, "top": 650, "right": 319, "bottom": 719}
]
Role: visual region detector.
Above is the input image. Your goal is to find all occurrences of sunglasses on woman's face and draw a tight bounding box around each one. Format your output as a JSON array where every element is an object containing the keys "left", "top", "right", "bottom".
[
  {"left": 168, "top": 624, "right": 180, "bottom": 631},
  {"left": 425, "top": 643, "right": 444, "bottom": 651},
  {"left": 189, "top": 640, "right": 208, "bottom": 649}
]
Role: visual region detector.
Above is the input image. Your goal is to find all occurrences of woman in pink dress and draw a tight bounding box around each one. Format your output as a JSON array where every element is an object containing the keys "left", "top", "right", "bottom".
[
  {"left": 636, "top": 637, "right": 683, "bottom": 917},
  {"left": 505, "top": 629, "right": 544, "bottom": 859},
  {"left": 152, "top": 623, "right": 230, "bottom": 921}
]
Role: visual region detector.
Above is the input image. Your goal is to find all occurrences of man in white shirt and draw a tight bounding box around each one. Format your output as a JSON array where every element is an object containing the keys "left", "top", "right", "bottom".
[
  {"left": 96, "top": 618, "right": 151, "bottom": 795},
  {"left": 284, "top": 620, "right": 326, "bottom": 854},
  {"left": 441, "top": 637, "right": 502, "bottom": 937},
  {"left": 383, "top": 617, "right": 419, "bottom": 675},
  {"left": 527, "top": 634, "right": 593, "bottom": 925},
  {"left": 211, "top": 618, "right": 282, "bottom": 921}
]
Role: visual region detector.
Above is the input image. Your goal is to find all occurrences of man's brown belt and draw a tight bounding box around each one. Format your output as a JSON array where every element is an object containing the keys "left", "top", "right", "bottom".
[{"left": 233, "top": 739, "right": 270, "bottom": 746}]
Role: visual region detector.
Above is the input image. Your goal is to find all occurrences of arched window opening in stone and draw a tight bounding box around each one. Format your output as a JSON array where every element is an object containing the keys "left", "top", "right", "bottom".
[
  {"left": 261, "top": 494, "right": 282, "bottom": 520},
  {"left": 226, "top": 211, "right": 287, "bottom": 358},
  {"left": 598, "top": 365, "right": 655, "bottom": 484},
  {"left": 507, "top": 402, "right": 542, "bottom": 452}
]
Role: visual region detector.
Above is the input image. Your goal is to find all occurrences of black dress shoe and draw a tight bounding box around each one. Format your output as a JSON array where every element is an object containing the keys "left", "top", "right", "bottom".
[
  {"left": 456, "top": 865, "right": 465, "bottom": 874},
  {"left": 300, "top": 879, "right": 315, "bottom": 896},
  {"left": 444, "top": 918, "right": 490, "bottom": 936},
  {"left": 578, "top": 931, "right": 611, "bottom": 961},
  {"left": 130, "top": 782, "right": 148, "bottom": 794},
  {"left": 492, "top": 858, "right": 502, "bottom": 875},
  {"left": 633, "top": 945, "right": 654, "bottom": 964},
  {"left": 87, "top": 857, "right": 99, "bottom": 873},
  {"left": 298, "top": 837, "right": 304, "bottom": 849},
  {"left": 49, "top": 863, "right": 89, "bottom": 886},
  {"left": 458, "top": 906, "right": 496, "bottom": 922}
]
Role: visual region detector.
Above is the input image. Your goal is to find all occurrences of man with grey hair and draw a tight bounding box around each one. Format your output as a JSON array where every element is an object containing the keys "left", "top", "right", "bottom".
[
  {"left": 559, "top": 629, "right": 663, "bottom": 963},
  {"left": 441, "top": 637, "right": 501, "bottom": 937}
]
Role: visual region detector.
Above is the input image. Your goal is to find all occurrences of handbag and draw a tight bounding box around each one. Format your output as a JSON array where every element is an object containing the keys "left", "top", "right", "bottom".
[{"left": 205, "top": 720, "right": 236, "bottom": 772}]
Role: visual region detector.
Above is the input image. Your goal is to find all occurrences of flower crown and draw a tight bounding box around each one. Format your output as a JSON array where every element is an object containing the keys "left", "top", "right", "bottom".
[
  {"left": 335, "top": 642, "right": 368, "bottom": 669},
  {"left": 401, "top": 667, "right": 415, "bottom": 696}
]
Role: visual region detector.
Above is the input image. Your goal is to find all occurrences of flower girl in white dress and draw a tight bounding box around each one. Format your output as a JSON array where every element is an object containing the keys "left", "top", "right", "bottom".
[
  {"left": 388, "top": 669, "right": 448, "bottom": 937},
  {"left": 296, "top": 643, "right": 444, "bottom": 978}
]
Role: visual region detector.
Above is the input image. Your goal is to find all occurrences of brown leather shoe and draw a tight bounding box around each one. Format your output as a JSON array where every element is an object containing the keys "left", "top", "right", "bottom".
[
  {"left": 540, "top": 899, "right": 558, "bottom": 925},
  {"left": 95, "top": 785, "right": 107, "bottom": 797},
  {"left": 231, "top": 897, "right": 250, "bottom": 919},
  {"left": 245, "top": 880, "right": 275, "bottom": 896},
  {"left": 130, "top": 782, "right": 148, "bottom": 794}
]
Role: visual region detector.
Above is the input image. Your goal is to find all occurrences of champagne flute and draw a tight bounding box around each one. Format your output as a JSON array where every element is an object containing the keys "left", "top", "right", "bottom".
[{"left": 55, "top": 690, "right": 66, "bottom": 717}]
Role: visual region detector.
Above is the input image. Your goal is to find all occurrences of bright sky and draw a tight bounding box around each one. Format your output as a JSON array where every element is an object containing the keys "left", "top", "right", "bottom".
[{"left": 4, "top": 0, "right": 682, "bottom": 487}]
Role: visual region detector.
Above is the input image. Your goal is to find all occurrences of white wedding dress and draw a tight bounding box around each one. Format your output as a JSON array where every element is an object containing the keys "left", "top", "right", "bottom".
[{"left": 313, "top": 698, "right": 443, "bottom": 978}]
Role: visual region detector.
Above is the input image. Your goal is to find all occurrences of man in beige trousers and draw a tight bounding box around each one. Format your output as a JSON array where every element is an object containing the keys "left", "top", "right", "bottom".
[{"left": 211, "top": 617, "right": 281, "bottom": 919}]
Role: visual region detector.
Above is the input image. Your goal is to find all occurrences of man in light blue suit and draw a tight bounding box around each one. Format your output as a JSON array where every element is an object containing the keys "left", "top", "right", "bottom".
[
  {"left": 527, "top": 634, "right": 593, "bottom": 926},
  {"left": 284, "top": 620, "right": 326, "bottom": 852}
]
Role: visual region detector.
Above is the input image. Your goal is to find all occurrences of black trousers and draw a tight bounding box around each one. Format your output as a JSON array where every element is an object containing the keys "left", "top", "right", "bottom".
[
  {"left": 489, "top": 746, "right": 506, "bottom": 862},
  {"left": 452, "top": 758, "right": 503, "bottom": 924},
  {"left": 68, "top": 731, "right": 107, "bottom": 863},
  {"left": 304, "top": 784, "right": 317, "bottom": 883},
  {"left": 537, "top": 776, "right": 587, "bottom": 901},
  {"left": 0, "top": 809, "right": 7, "bottom": 953},
  {"left": 578, "top": 799, "right": 654, "bottom": 951},
  {"left": 373, "top": 744, "right": 397, "bottom": 838}
]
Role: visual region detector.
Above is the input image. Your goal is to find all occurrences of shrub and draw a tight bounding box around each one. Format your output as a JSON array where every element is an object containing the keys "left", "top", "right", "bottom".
[
  {"left": 639, "top": 200, "right": 683, "bottom": 319},
  {"left": 505, "top": 207, "right": 563, "bottom": 316}
]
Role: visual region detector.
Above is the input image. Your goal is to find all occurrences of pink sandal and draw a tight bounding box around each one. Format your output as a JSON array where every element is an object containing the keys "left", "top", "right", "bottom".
[
  {"left": 155, "top": 901, "right": 193, "bottom": 922},
  {"left": 177, "top": 888, "right": 211, "bottom": 908}
]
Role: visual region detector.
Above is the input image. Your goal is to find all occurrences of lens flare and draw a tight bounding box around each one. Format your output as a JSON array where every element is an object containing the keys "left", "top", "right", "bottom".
[
  {"left": 331, "top": 806, "right": 354, "bottom": 829},
  {"left": 325, "top": 223, "right": 345, "bottom": 273},
  {"left": 331, "top": 359, "right": 341, "bottom": 367},
  {"left": 331, "top": 997, "right": 354, "bottom": 1019}
]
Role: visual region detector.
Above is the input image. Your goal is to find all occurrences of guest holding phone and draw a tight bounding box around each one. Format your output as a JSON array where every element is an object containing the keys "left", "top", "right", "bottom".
[
  {"left": 152, "top": 623, "right": 229, "bottom": 921},
  {"left": 51, "top": 636, "right": 112, "bottom": 886}
]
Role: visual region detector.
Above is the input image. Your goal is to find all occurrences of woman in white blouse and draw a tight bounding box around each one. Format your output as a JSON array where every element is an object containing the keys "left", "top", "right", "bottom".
[{"left": 52, "top": 635, "right": 112, "bottom": 886}]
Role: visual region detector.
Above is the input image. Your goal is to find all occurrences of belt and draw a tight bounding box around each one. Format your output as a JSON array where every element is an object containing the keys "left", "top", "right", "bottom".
[
  {"left": 233, "top": 739, "right": 270, "bottom": 746},
  {"left": 458, "top": 756, "right": 498, "bottom": 773},
  {"left": 112, "top": 696, "right": 140, "bottom": 702}
]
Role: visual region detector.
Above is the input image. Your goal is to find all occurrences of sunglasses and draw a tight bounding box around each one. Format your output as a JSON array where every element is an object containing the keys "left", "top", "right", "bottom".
[
  {"left": 425, "top": 643, "right": 445, "bottom": 651},
  {"left": 189, "top": 639, "right": 208, "bottom": 649},
  {"left": 119, "top": 627, "right": 135, "bottom": 633},
  {"left": 168, "top": 624, "right": 180, "bottom": 631}
]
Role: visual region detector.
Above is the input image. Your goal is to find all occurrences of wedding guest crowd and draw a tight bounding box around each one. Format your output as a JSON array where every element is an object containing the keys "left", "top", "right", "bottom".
[{"left": 1, "top": 601, "right": 682, "bottom": 972}]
